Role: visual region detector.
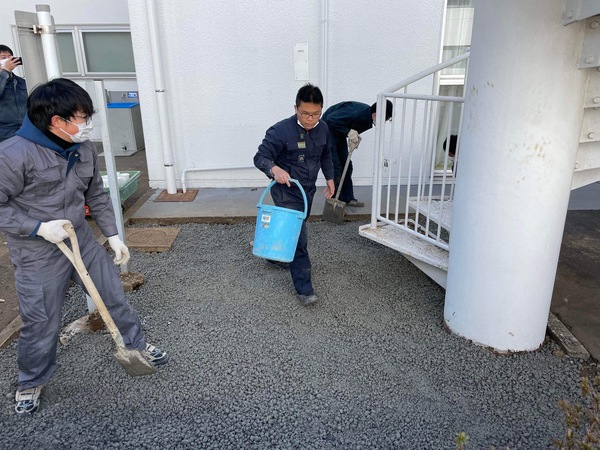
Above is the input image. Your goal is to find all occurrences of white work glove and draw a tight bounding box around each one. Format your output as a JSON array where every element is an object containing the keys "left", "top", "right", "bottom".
[
  {"left": 347, "top": 129, "right": 362, "bottom": 152},
  {"left": 36, "top": 219, "right": 71, "bottom": 244},
  {"left": 108, "top": 235, "right": 130, "bottom": 265}
]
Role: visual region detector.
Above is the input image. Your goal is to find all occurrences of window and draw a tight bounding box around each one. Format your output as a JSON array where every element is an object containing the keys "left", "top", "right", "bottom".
[
  {"left": 434, "top": 1, "right": 474, "bottom": 171},
  {"left": 56, "top": 25, "right": 135, "bottom": 78},
  {"left": 441, "top": 0, "right": 473, "bottom": 79}
]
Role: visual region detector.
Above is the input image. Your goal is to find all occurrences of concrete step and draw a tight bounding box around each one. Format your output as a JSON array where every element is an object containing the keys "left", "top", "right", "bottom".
[{"left": 359, "top": 223, "right": 449, "bottom": 288}]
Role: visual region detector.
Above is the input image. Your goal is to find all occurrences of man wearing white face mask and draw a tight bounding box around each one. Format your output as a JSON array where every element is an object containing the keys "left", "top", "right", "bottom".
[{"left": 0, "top": 78, "right": 167, "bottom": 416}]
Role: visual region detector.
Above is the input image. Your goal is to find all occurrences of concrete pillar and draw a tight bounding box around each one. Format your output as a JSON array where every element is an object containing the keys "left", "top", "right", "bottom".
[{"left": 444, "top": 0, "right": 588, "bottom": 351}]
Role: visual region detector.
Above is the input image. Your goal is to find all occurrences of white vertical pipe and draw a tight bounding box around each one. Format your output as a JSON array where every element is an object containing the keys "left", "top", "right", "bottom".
[
  {"left": 35, "top": 4, "right": 61, "bottom": 80},
  {"left": 146, "top": 0, "right": 177, "bottom": 194},
  {"left": 444, "top": 0, "right": 588, "bottom": 351},
  {"left": 320, "top": 0, "right": 329, "bottom": 106},
  {"left": 93, "top": 80, "right": 128, "bottom": 274}
]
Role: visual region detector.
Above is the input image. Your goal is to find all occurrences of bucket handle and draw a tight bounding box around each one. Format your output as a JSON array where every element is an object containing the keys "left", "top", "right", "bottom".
[{"left": 257, "top": 178, "right": 308, "bottom": 220}]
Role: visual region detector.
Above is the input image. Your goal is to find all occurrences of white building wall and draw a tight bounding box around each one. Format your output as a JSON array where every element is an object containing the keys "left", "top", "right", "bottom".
[{"left": 127, "top": 0, "right": 445, "bottom": 189}]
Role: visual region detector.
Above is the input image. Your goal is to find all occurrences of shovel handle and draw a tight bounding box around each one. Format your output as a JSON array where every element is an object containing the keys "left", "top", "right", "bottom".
[
  {"left": 334, "top": 144, "right": 355, "bottom": 202},
  {"left": 56, "top": 223, "right": 126, "bottom": 348}
]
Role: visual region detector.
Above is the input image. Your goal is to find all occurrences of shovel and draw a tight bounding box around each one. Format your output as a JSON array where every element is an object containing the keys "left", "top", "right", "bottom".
[
  {"left": 322, "top": 146, "right": 355, "bottom": 225},
  {"left": 56, "top": 223, "right": 157, "bottom": 377}
]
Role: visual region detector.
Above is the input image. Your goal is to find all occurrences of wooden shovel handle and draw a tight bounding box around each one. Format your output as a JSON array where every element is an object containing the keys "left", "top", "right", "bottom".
[{"left": 56, "top": 223, "right": 126, "bottom": 348}]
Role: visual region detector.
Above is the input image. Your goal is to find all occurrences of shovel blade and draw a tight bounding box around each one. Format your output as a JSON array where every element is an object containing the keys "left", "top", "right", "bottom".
[
  {"left": 322, "top": 198, "right": 346, "bottom": 225},
  {"left": 114, "top": 346, "right": 157, "bottom": 377}
]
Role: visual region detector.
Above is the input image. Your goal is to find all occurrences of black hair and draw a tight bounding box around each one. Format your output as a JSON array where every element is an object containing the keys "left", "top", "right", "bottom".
[
  {"left": 370, "top": 100, "right": 394, "bottom": 121},
  {"left": 27, "top": 78, "right": 95, "bottom": 130},
  {"left": 0, "top": 45, "right": 14, "bottom": 56},
  {"left": 442, "top": 135, "right": 458, "bottom": 157},
  {"left": 295, "top": 83, "right": 323, "bottom": 107}
]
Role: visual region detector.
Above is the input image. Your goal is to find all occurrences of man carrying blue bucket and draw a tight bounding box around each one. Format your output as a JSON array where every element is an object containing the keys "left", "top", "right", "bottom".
[{"left": 254, "top": 84, "right": 335, "bottom": 306}]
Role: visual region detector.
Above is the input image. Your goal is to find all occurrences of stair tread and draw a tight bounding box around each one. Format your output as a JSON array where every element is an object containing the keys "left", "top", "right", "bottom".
[
  {"left": 359, "top": 223, "right": 449, "bottom": 270},
  {"left": 408, "top": 197, "right": 453, "bottom": 230}
]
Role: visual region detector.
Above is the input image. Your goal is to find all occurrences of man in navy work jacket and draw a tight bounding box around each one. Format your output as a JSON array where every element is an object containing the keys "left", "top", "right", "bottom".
[
  {"left": 254, "top": 83, "right": 335, "bottom": 306},
  {"left": 0, "top": 44, "right": 27, "bottom": 142},
  {"left": 0, "top": 78, "right": 168, "bottom": 416},
  {"left": 322, "top": 100, "right": 393, "bottom": 207}
]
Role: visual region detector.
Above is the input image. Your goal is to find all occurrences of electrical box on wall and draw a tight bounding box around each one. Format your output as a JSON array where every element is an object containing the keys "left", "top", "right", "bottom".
[
  {"left": 294, "top": 43, "right": 309, "bottom": 80},
  {"left": 106, "top": 103, "right": 145, "bottom": 156}
]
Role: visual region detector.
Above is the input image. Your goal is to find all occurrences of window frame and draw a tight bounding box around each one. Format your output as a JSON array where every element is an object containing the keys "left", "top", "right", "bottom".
[{"left": 56, "top": 24, "right": 136, "bottom": 79}]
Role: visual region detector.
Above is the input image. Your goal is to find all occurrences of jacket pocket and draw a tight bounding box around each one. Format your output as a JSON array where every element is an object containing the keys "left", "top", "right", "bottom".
[
  {"left": 74, "top": 163, "right": 95, "bottom": 189},
  {"left": 32, "top": 165, "right": 62, "bottom": 195}
]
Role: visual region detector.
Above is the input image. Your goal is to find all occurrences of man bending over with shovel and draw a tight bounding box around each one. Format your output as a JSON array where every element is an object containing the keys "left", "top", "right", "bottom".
[
  {"left": 0, "top": 78, "right": 168, "bottom": 416},
  {"left": 321, "top": 100, "right": 393, "bottom": 207},
  {"left": 254, "top": 83, "right": 335, "bottom": 306}
]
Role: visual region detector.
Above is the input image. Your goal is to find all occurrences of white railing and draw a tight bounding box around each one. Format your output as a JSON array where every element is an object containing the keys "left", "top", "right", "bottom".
[{"left": 370, "top": 53, "right": 469, "bottom": 251}]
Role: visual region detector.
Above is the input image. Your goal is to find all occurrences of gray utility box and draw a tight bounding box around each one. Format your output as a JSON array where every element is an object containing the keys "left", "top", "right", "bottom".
[{"left": 106, "top": 102, "right": 145, "bottom": 156}]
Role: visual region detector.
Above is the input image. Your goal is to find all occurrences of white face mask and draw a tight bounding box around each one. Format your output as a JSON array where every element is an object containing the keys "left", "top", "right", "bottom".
[{"left": 60, "top": 119, "right": 93, "bottom": 143}]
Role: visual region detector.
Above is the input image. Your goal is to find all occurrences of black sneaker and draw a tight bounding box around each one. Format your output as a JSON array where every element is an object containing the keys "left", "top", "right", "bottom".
[
  {"left": 15, "top": 385, "right": 43, "bottom": 416},
  {"left": 298, "top": 294, "right": 318, "bottom": 306},
  {"left": 142, "top": 343, "right": 169, "bottom": 366}
]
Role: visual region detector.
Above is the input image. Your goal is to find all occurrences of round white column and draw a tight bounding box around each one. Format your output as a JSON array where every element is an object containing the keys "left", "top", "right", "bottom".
[
  {"left": 36, "top": 5, "right": 61, "bottom": 80},
  {"left": 444, "top": 0, "right": 588, "bottom": 351}
]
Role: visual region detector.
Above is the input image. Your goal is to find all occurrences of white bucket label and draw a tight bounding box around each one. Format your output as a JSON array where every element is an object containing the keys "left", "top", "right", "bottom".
[{"left": 261, "top": 214, "right": 271, "bottom": 228}]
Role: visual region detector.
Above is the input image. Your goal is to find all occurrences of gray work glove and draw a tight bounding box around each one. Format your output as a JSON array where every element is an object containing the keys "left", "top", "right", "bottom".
[
  {"left": 37, "top": 219, "right": 71, "bottom": 243},
  {"left": 108, "top": 235, "right": 130, "bottom": 265},
  {"left": 347, "top": 129, "right": 362, "bottom": 151}
]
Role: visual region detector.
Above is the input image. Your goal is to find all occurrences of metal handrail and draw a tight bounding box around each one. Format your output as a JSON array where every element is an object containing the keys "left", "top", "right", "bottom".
[{"left": 370, "top": 52, "right": 470, "bottom": 251}]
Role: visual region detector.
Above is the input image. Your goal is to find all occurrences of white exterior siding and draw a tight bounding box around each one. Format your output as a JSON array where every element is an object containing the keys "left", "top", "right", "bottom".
[{"left": 127, "top": 0, "right": 445, "bottom": 188}]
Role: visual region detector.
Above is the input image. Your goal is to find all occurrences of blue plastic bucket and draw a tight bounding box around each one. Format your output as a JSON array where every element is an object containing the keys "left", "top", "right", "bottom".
[{"left": 252, "top": 179, "right": 308, "bottom": 263}]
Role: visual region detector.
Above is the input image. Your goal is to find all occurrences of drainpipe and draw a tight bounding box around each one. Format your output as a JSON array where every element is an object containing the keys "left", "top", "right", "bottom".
[
  {"left": 146, "top": 0, "right": 177, "bottom": 194},
  {"left": 181, "top": 166, "right": 255, "bottom": 193},
  {"left": 35, "top": 4, "right": 60, "bottom": 80},
  {"left": 320, "top": 0, "right": 329, "bottom": 105}
]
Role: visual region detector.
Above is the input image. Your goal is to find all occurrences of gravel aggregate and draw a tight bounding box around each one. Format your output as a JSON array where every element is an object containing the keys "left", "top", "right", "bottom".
[{"left": 0, "top": 222, "right": 584, "bottom": 449}]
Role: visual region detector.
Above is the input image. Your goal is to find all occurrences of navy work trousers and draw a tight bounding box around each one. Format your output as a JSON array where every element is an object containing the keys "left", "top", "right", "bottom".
[
  {"left": 270, "top": 184, "right": 314, "bottom": 296},
  {"left": 8, "top": 224, "right": 146, "bottom": 390}
]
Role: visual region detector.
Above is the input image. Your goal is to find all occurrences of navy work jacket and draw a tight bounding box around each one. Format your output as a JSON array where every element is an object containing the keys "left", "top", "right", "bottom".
[{"left": 254, "top": 115, "right": 334, "bottom": 203}]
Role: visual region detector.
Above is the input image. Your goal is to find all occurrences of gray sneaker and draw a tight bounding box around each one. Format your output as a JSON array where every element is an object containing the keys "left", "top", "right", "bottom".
[
  {"left": 15, "top": 385, "right": 43, "bottom": 416},
  {"left": 346, "top": 199, "right": 365, "bottom": 207},
  {"left": 298, "top": 294, "right": 318, "bottom": 306},
  {"left": 142, "top": 343, "right": 169, "bottom": 366}
]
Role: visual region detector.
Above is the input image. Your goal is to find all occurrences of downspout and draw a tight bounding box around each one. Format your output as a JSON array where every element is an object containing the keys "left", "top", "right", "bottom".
[
  {"left": 146, "top": 0, "right": 177, "bottom": 194},
  {"left": 320, "top": 0, "right": 329, "bottom": 105},
  {"left": 35, "top": 5, "right": 60, "bottom": 80}
]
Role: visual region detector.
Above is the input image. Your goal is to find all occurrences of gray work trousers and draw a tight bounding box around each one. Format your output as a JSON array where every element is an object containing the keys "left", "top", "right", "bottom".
[{"left": 8, "top": 224, "right": 146, "bottom": 390}]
